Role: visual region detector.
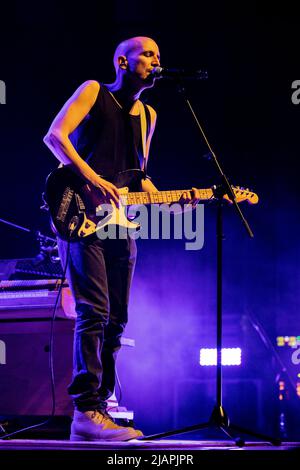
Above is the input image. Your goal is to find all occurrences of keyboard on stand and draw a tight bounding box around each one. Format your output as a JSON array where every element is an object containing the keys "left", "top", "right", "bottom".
[{"left": 0, "top": 279, "right": 75, "bottom": 319}]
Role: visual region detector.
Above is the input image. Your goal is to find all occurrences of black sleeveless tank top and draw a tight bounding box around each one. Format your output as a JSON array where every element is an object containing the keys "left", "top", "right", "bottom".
[{"left": 69, "top": 84, "right": 148, "bottom": 181}]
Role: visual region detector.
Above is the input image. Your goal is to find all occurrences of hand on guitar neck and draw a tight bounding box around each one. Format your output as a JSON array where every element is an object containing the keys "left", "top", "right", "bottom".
[
  {"left": 179, "top": 187, "right": 201, "bottom": 211},
  {"left": 142, "top": 178, "right": 200, "bottom": 213}
]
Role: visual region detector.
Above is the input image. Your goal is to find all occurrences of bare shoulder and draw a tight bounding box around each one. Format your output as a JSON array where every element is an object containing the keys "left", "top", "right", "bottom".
[
  {"left": 82, "top": 79, "right": 100, "bottom": 91},
  {"left": 48, "top": 80, "right": 101, "bottom": 132},
  {"left": 74, "top": 80, "right": 100, "bottom": 97}
]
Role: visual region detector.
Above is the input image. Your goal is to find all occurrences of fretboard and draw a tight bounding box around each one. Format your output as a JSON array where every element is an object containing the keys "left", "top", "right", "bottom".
[{"left": 120, "top": 189, "right": 214, "bottom": 206}]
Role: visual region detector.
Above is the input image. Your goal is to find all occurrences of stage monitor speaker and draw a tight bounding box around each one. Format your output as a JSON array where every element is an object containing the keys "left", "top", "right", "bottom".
[
  {"left": 0, "top": 319, "right": 73, "bottom": 416},
  {"left": 0, "top": 317, "right": 134, "bottom": 417}
]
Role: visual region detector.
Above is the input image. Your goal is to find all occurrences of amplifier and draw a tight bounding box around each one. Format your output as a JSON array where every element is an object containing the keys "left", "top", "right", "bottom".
[
  {"left": 0, "top": 319, "right": 74, "bottom": 415},
  {"left": 0, "top": 318, "right": 135, "bottom": 417}
]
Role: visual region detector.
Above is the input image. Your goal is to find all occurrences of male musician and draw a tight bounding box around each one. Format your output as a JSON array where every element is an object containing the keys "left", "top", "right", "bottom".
[{"left": 44, "top": 36, "right": 200, "bottom": 441}]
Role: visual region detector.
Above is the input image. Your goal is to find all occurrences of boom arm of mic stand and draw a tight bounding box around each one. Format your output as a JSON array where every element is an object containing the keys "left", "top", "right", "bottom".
[{"left": 218, "top": 172, "right": 254, "bottom": 238}]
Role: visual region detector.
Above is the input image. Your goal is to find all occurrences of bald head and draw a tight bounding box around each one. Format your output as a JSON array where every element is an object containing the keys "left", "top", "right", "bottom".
[{"left": 113, "top": 36, "right": 159, "bottom": 71}]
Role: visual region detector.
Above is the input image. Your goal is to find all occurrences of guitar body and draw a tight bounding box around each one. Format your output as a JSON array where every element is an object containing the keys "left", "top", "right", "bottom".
[{"left": 44, "top": 166, "right": 144, "bottom": 241}]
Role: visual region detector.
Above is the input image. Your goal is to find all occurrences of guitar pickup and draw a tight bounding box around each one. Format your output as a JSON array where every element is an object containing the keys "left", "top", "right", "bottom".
[{"left": 56, "top": 187, "right": 74, "bottom": 222}]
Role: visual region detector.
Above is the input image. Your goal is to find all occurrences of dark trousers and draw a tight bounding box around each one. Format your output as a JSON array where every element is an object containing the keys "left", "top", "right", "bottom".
[{"left": 57, "top": 235, "right": 137, "bottom": 412}]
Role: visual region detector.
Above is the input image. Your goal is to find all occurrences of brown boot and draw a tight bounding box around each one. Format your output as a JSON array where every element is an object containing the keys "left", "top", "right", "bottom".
[{"left": 70, "top": 410, "right": 143, "bottom": 441}]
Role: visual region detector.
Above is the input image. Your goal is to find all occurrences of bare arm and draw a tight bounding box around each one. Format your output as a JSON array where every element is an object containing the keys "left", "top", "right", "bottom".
[{"left": 43, "top": 80, "right": 119, "bottom": 203}]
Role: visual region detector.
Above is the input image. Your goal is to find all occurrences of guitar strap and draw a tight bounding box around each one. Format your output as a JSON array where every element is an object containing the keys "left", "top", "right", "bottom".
[{"left": 139, "top": 101, "right": 151, "bottom": 175}]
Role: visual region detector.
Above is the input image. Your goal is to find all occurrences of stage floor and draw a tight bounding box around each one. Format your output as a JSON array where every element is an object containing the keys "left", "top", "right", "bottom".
[{"left": 0, "top": 438, "right": 300, "bottom": 451}]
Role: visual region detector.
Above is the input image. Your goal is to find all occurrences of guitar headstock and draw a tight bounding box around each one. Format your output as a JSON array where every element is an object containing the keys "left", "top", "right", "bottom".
[{"left": 223, "top": 186, "right": 259, "bottom": 204}]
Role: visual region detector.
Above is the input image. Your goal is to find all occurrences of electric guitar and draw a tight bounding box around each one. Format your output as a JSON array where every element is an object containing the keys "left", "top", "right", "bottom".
[{"left": 43, "top": 166, "right": 259, "bottom": 241}]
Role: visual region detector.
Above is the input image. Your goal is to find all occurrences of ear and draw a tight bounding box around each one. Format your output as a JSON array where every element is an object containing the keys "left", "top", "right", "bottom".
[{"left": 118, "top": 55, "right": 128, "bottom": 70}]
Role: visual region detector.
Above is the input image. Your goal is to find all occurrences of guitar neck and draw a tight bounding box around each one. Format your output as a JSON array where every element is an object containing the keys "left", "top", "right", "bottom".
[{"left": 120, "top": 188, "right": 214, "bottom": 206}]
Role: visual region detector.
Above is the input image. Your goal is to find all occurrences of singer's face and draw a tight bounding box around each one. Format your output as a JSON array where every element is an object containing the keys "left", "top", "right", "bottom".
[{"left": 126, "top": 38, "right": 160, "bottom": 86}]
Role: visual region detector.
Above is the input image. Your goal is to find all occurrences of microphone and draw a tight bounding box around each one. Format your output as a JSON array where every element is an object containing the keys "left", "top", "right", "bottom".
[{"left": 152, "top": 66, "right": 208, "bottom": 80}]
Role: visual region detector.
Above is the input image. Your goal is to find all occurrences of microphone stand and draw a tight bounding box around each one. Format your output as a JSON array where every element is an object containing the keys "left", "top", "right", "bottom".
[
  {"left": 0, "top": 217, "right": 57, "bottom": 264},
  {"left": 246, "top": 311, "right": 298, "bottom": 439},
  {"left": 142, "top": 80, "right": 280, "bottom": 446}
]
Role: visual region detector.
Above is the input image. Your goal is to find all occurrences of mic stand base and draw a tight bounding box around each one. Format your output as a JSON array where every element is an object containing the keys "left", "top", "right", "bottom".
[{"left": 141, "top": 404, "right": 281, "bottom": 447}]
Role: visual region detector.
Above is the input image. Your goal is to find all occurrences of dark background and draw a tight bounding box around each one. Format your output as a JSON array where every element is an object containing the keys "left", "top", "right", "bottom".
[{"left": 0, "top": 1, "right": 299, "bottom": 439}]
